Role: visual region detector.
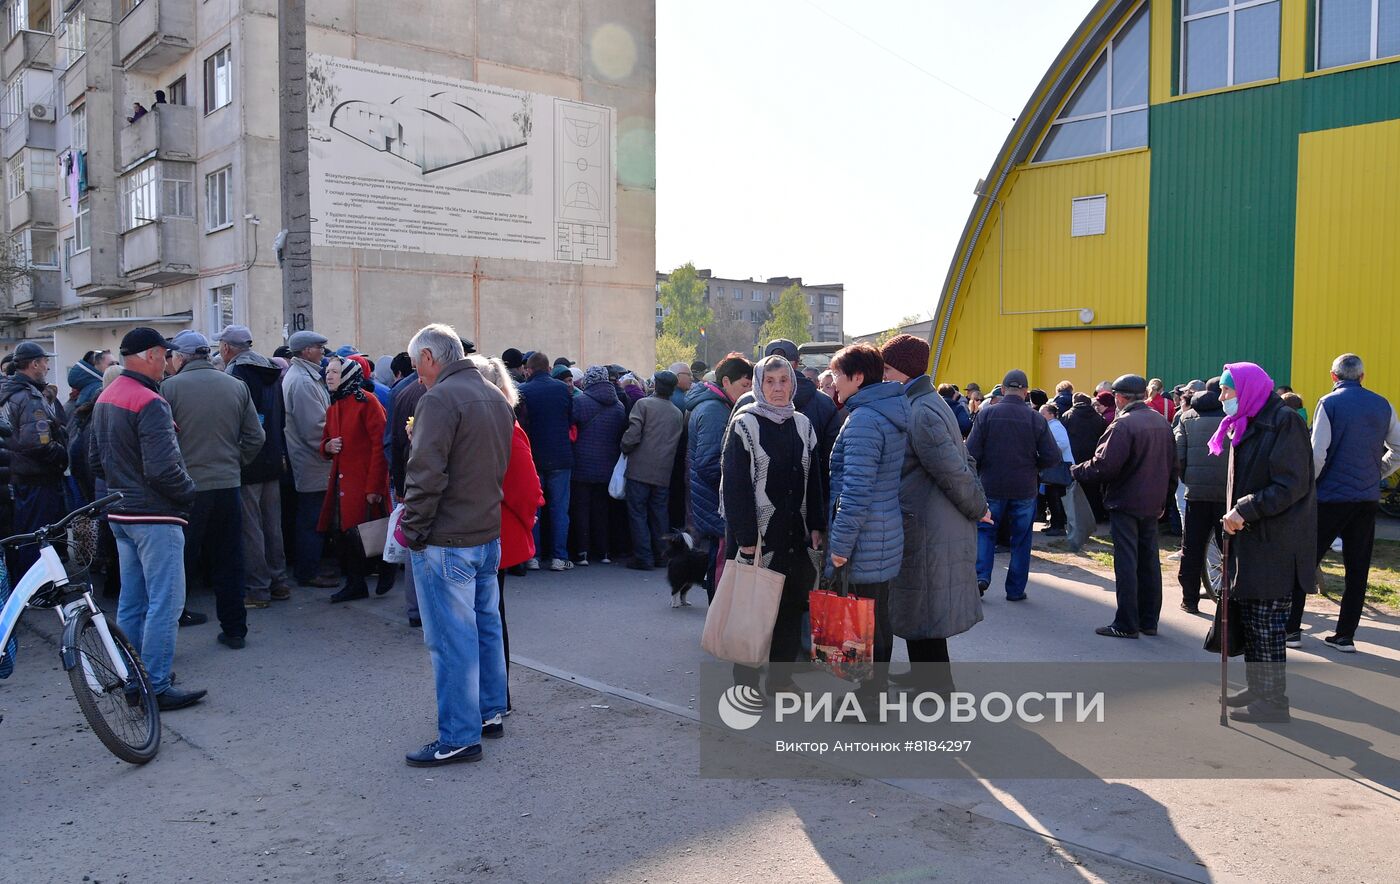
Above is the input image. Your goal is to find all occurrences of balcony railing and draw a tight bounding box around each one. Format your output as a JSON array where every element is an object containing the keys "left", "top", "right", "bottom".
[
  {"left": 71, "top": 247, "right": 133, "bottom": 298},
  {"left": 118, "top": 0, "right": 195, "bottom": 73},
  {"left": 7, "top": 188, "right": 58, "bottom": 228},
  {"left": 2, "top": 30, "right": 54, "bottom": 80},
  {"left": 120, "top": 218, "right": 196, "bottom": 283},
  {"left": 119, "top": 103, "right": 194, "bottom": 169},
  {"left": 9, "top": 268, "right": 59, "bottom": 312}
]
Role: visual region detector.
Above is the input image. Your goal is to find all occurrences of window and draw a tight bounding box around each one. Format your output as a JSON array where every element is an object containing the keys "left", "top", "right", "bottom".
[
  {"left": 14, "top": 229, "right": 58, "bottom": 267},
  {"left": 1181, "top": 0, "right": 1280, "bottom": 94},
  {"left": 167, "top": 76, "right": 187, "bottom": 107},
  {"left": 120, "top": 0, "right": 144, "bottom": 16},
  {"left": 655, "top": 304, "right": 664, "bottom": 320},
  {"left": 1317, "top": 0, "right": 1400, "bottom": 68},
  {"left": 122, "top": 164, "right": 157, "bottom": 230},
  {"left": 60, "top": 10, "right": 85, "bottom": 68},
  {"left": 208, "top": 285, "right": 235, "bottom": 337},
  {"left": 204, "top": 46, "right": 232, "bottom": 113},
  {"left": 1071, "top": 195, "right": 1108, "bottom": 236},
  {"left": 2, "top": 78, "right": 23, "bottom": 130},
  {"left": 75, "top": 197, "right": 90, "bottom": 251},
  {"left": 70, "top": 103, "right": 86, "bottom": 152},
  {"left": 6, "top": 148, "right": 55, "bottom": 200},
  {"left": 1037, "top": 4, "right": 1150, "bottom": 162},
  {"left": 751, "top": 289, "right": 761, "bottom": 301},
  {"left": 733, "top": 288, "right": 742, "bottom": 300},
  {"left": 6, "top": 0, "right": 24, "bottom": 39},
  {"left": 205, "top": 166, "right": 233, "bottom": 230},
  {"left": 63, "top": 235, "right": 73, "bottom": 279},
  {"left": 823, "top": 295, "right": 841, "bottom": 308}
]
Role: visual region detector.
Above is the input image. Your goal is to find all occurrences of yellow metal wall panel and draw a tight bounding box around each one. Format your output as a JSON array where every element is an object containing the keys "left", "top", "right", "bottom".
[
  {"left": 1037, "top": 328, "right": 1146, "bottom": 393},
  {"left": 936, "top": 150, "right": 1152, "bottom": 390},
  {"left": 1281, "top": 0, "right": 1308, "bottom": 81},
  {"left": 1150, "top": 0, "right": 1174, "bottom": 104},
  {"left": 1291, "top": 118, "right": 1400, "bottom": 412}
]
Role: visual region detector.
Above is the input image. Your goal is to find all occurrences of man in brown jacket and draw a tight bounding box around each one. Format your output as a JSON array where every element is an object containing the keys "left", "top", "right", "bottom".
[
  {"left": 398, "top": 324, "right": 515, "bottom": 768},
  {"left": 620, "top": 370, "right": 683, "bottom": 570},
  {"left": 1072, "top": 374, "right": 1177, "bottom": 639}
]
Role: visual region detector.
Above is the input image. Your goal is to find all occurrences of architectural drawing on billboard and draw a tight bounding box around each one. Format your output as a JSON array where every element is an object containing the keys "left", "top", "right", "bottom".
[
  {"left": 307, "top": 54, "right": 614, "bottom": 265},
  {"left": 329, "top": 92, "right": 529, "bottom": 177}
]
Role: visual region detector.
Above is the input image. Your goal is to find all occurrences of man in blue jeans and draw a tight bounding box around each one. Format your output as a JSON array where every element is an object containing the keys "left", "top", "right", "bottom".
[
  {"left": 967, "top": 369, "right": 1062, "bottom": 601},
  {"left": 398, "top": 324, "right": 514, "bottom": 767},
  {"left": 517, "top": 351, "right": 574, "bottom": 571},
  {"left": 89, "top": 328, "right": 205, "bottom": 710}
]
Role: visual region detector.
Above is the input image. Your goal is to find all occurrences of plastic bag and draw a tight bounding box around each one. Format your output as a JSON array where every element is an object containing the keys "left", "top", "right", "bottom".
[
  {"left": 383, "top": 504, "right": 408, "bottom": 564},
  {"left": 608, "top": 454, "right": 628, "bottom": 500}
]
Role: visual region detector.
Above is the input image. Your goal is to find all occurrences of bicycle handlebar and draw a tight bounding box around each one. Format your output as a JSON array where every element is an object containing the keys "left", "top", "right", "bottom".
[{"left": 0, "top": 492, "right": 124, "bottom": 548}]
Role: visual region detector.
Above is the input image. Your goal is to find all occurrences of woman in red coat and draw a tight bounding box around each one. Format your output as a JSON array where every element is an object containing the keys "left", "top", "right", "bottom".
[
  {"left": 474, "top": 355, "right": 543, "bottom": 713},
  {"left": 319, "top": 354, "right": 392, "bottom": 602}
]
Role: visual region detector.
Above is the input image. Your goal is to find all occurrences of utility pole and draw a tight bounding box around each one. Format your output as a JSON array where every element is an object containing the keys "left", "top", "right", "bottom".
[{"left": 278, "top": 0, "right": 314, "bottom": 337}]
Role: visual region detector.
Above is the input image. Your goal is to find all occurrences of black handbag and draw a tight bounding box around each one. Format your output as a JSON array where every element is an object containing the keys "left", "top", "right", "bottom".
[
  {"left": 1203, "top": 599, "right": 1245, "bottom": 657},
  {"left": 1039, "top": 461, "right": 1073, "bottom": 488}
]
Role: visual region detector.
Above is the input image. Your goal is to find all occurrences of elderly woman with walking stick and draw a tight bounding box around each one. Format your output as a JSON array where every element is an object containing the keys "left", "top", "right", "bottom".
[{"left": 1213, "top": 362, "right": 1315, "bottom": 723}]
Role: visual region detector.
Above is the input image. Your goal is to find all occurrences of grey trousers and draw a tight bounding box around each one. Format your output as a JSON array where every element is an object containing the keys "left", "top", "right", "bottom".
[
  {"left": 240, "top": 480, "right": 289, "bottom": 592},
  {"left": 1065, "top": 482, "right": 1095, "bottom": 551}
]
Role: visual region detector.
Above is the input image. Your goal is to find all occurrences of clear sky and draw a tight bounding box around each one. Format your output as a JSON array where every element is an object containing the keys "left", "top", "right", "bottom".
[{"left": 656, "top": 0, "right": 1098, "bottom": 337}]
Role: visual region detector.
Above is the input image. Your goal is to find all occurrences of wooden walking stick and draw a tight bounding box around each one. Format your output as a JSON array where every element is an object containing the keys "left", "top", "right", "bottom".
[{"left": 1219, "top": 445, "right": 1237, "bottom": 728}]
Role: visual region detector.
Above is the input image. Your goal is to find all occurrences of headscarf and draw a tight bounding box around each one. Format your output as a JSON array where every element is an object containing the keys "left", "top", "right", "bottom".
[
  {"left": 582, "top": 365, "right": 610, "bottom": 388},
  {"left": 329, "top": 354, "right": 369, "bottom": 403},
  {"left": 372, "top": 354, "right": 395, "bottom": 387},
  {"left": 1208, "top": 361, "right": 1274, "bottom": 455},
  {"left": 747, "top": 354, "right": 796, "bottom": 424}
]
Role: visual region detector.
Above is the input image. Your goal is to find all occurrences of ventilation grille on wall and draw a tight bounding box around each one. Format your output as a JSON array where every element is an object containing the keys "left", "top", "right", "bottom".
[{"left": 1071, "top": 195, "right": 1107, "bottom": 237}]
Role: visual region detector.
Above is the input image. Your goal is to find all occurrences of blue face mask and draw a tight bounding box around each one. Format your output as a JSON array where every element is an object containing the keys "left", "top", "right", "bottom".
[{"left": 1222, "top": 397, "right": 1239, "bottom": 417}]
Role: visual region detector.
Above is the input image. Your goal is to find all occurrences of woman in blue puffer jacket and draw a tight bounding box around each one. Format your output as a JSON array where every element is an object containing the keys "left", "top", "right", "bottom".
[
  {"left": 570, "top": 365, "right": 627, "bottom": 565},
  {"left": 827, "top": 343, "right": 910, "bottom": 698}
]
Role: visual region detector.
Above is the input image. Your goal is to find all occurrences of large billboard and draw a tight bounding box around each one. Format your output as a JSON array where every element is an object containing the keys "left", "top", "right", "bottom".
[{"left": 306, "top": 54, "right": 616, "bottom": 265}]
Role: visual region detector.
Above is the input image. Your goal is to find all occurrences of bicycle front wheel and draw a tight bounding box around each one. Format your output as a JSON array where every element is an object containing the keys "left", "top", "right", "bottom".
[{"left": 67, "top": 610, "right": 160, "bottom": 764}]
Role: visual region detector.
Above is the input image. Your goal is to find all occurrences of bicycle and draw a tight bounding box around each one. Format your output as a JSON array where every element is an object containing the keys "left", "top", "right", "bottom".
[{"left": 0, "top": 492, "right": 161, "bottom": 764}]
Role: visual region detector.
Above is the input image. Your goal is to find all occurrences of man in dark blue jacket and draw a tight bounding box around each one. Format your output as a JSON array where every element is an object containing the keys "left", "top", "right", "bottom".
[
  {"left": 1, "top": 341, "right": 68, "bottom": 577},
  {"left": 519, "top": 351, "right": 575, "bottom": 571},
  {"left": 688, "top": 355, "right": 752, "bottom": 597},
  {"left": 1298, "top": 353, "right": 1400, "bottom": 652},
  {"left": 967, "top": 369, "right": 1061, "bottom": 601}
]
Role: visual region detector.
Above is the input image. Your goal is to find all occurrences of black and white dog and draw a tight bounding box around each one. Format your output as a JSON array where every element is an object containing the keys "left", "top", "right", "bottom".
[{"left": 665, "top": 532, "right": 709, "bottom": 608}]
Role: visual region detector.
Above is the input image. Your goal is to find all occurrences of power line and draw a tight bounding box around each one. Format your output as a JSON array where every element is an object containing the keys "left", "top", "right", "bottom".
[{"left": 799, "top": 0, "right": 1017, "bottom": 120}]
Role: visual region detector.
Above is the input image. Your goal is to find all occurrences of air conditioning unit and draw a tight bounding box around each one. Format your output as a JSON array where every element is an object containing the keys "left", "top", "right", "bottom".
[{"left": 28, "top": 104, "right": 53, "bottom": 121}]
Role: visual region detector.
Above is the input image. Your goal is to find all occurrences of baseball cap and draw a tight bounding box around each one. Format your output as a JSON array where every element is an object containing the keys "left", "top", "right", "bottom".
[
  {"left": 217, "top": 324, "right": 253, "bottom": 347},
  {"left": 119, "top": 327, "right": 175, "bottom": 357},
  {"left": 171, "top": 330, "right": 211, "bottom": 356},
  {"left": 502, "top": 348, "right": 524, "bottom": 368},
  {"left": 13, "top": 340, "right": 55, "bottom": 362},
  {"left": 763, "top": 339, "right": 799, "bottom": 362},
  {"left": 1002, "top": 369, "right": 1029, "bottom": 390}
]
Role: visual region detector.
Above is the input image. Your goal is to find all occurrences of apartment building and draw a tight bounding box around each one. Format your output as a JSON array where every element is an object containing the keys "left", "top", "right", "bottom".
[
  {"left": 655, "top": 268, "right": 844, "bottom": 345},
  {"left": 1, "top": 0, "right": 656, "bottom": 379}
]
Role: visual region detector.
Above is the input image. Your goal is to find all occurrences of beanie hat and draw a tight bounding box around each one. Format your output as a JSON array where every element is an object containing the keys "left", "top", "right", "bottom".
[{"left": 879, "top": 334, "right": 930, "bottom": 380}]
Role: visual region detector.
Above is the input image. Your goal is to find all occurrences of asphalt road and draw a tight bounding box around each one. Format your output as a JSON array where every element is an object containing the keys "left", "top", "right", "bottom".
[{"left": 1, "top": 535, "right": 1396, "bottom": 883}]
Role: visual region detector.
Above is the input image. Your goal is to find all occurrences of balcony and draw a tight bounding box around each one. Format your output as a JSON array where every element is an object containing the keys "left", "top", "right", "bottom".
[
  {"left": 118, "top": 0, "right": 195, "bottom": 73},
  {"left": 62, "top": 53, "right": 88, "bottom": 107},
  {"left": 120, "top": 219, "right": 196, "bottom": 283},
  {"left": 10, "top": 269, "right": 60, "bottom": 312},
  {"left": 119, "top": 104, "right": 194, "bottom": 169},
  {"left": 1, "top": 107, "right": 56, "bottom": 160},
  {"left": 71, "top": 247, "right": 133, "bottom": 298},
  {"left": 7, "top": 189, "right": 58, "bottom": 228},
  {"left": 2, "top": 30, "right": 54, "bottom": 80}
]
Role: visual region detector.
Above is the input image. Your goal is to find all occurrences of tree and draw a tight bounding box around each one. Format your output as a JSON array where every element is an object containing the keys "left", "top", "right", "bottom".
[
  {"left": 655, "top": 332, "right": 695, "bottom": 372},
  {"left": 658, "top": 263, "right": 713, "bottom": 350},
  {"left": 758, "top": 284, "right": 813, "bottom": 347},
  {"left": 874, "top": 313, "right": 927, "bottom": 349},
  {"left": 705, "top": 315, "right": 759, "bottom": 365}
]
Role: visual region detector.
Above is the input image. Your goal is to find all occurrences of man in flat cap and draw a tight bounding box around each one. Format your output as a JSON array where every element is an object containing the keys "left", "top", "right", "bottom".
[
  {"left": 1072, "top": 374, "right": 1177, "bottom": 639},
  {"left": 283, "top": 330, "right": 337, "bottom": 588},
  {"left": 163, "top": 330, "right": 264, "bottom": 649}
]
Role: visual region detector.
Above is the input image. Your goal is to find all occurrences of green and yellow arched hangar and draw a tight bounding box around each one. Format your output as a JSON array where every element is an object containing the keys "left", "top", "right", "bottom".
[{"left": 931, "top": 0, "right": 1400, "bottom": 409}]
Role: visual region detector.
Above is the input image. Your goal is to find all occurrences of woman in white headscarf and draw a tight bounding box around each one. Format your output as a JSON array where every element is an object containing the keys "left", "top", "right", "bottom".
[{"left": 720, "top": 354, "right": 826, "bottom": 693}]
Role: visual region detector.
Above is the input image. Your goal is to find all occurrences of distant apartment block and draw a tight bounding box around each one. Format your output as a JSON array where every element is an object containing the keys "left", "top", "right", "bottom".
[{"left": 655, "top": 268, "right": 844, "bottom": 345}]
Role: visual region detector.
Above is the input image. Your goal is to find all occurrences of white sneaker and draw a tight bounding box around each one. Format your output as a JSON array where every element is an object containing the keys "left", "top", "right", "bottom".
[
  {"left": 600, "top": 557, "right": 612, "bottom": 564},
  {"left": 575, "top": 555, "right": 590, "bottom": 567},
  {"left": 549, "top": 558, "right": 574, "bottom": 571},
  {"left": 525, "top": 558, "right": 540, "bottom": 571}
]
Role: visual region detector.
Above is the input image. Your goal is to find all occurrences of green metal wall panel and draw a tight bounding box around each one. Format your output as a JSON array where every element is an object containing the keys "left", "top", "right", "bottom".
[{"left": 1146, "top": 61, "right": 1400, "bottom": 386}]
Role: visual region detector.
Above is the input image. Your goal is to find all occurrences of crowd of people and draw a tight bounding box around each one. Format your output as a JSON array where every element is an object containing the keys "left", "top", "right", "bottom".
[{"left": 0, "top": 317, "right": 1396, "bottom": 761}]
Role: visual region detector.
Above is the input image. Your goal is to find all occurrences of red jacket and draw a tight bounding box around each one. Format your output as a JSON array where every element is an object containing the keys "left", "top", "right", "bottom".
[
  {"left": 1147, "top": 393, "right": 1175, "bottom": 424},
  {"left": 501, "top": 422, "right": 544, "bottom": 568},
  {"left": 318, "top": 389, "right": 390, "bottom": 532}
]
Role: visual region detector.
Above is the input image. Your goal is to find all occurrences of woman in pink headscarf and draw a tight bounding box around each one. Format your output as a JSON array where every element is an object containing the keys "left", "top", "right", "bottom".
[{"left": 1212, "top": 362, "right": 1315, "bottom": 723}]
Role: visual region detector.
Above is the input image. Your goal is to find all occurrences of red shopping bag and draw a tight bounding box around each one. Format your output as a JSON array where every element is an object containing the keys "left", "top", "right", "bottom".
[{"left": 809, "top": 568, "right": 875, "bottom": 682}]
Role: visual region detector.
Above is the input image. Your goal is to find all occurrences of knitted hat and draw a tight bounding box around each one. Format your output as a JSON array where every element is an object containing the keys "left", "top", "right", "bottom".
[{"left": 879, "top": 334, "right": 930, "bottom": 380}]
